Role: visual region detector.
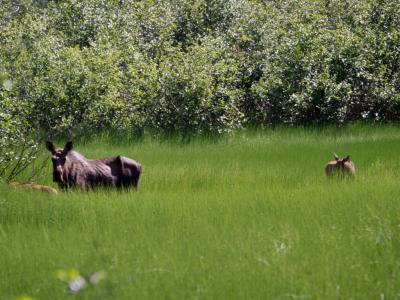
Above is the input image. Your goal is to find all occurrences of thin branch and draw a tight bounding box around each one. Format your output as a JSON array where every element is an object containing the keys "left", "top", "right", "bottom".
[{"left": 6, "top": 139, "right": 28, "bottom": 182}]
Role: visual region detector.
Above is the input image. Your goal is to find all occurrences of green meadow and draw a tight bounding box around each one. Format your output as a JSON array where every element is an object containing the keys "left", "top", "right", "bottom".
[{"left": 1, "top": 125, "right": 400, "bottom": 300}]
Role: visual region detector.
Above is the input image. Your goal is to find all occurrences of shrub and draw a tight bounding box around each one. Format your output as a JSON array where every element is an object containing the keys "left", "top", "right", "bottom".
[
  {"left": 0, "top": 76, "right": 39, "bottom": 182},
  {"left": 0, "top": 0, "right": 399, "bottom": 136}
]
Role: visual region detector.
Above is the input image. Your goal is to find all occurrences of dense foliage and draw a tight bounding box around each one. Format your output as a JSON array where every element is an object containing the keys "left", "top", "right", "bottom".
[
  {"left": 0, "top": 74, "right": 39, "bottom": 181},
  {"left": 1, "top": 0, "right": 399, "bottom": 137}
]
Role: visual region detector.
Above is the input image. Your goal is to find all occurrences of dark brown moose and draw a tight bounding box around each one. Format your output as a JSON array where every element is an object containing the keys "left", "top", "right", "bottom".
[
  {"left": 46, "top": 141, "right": 142, "bottom": 189},
  {"left": 325, "top": 153, "right": 355, "bottom": 178}
]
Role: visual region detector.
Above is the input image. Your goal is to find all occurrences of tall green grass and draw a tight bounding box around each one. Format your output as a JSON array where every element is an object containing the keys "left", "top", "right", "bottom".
[{"left": 1, "top": 124, "right": 400, "bottom": 299}]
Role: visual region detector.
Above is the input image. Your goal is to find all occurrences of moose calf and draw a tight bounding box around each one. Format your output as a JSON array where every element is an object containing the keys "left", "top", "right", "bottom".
[
  {"left": 10, "top": 181, "right": 59, "bottom": 195},
  {"left": 46, "top": 141, "right": 142, "bottom": 190},
  {"left": 325, "top": 154, "right": 355, "bottom": 178}
]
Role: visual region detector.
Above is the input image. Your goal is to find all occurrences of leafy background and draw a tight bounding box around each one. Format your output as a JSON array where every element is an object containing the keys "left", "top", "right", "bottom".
[{"left": 0, "top": 0, "right": 399, "bottom": 178}]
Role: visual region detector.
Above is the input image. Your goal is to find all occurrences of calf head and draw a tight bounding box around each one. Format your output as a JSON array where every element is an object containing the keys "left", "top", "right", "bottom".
[
  {"left": 333, "top": 153, "right": 351, "bottom": 170},
  {"left": 46, "top": 141, "right": 73, "bottom": 185}
]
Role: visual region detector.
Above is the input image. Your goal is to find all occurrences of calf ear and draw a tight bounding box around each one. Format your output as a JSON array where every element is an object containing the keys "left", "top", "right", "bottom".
[
  {"left": 64, "top": 141, "right": 73, "bottom": 153},
  {"left": 343, "top": 155, "right": 350, "bottom": 162},
  {"left": 334, "top": 153, "right": 339, "bottom": 161},
  {"left": 46, "top": 141, "right": 56, "bottom": 153}
]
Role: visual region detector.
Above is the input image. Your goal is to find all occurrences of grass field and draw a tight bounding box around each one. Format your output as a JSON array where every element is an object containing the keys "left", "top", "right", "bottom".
[{"left": 1, "top": 125, "right": 400, "bottom": 299}]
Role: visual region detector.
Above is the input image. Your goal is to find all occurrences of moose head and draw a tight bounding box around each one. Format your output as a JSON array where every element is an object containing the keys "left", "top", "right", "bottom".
[
  {"left": 46, "top": 141, "right": 73, "bottom": 185},
  {"left": 333, "top": 153, "right": 351, "bottom": 169}
]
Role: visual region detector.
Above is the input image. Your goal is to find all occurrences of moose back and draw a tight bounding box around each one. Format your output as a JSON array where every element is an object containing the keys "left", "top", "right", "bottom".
[{"left": 46, "top": 141, "right": 142, "bottom": 189}]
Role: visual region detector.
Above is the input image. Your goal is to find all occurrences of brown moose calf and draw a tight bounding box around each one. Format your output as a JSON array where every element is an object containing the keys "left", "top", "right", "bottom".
[
  {"left": 325, "top": 154, "right": 355, "bottom": 178},
  {"left": 10, "top": 182, "right": 58, "bottom": 195},
  {"left": 46, "top": 141, "right": 142, "bottom": 190}
]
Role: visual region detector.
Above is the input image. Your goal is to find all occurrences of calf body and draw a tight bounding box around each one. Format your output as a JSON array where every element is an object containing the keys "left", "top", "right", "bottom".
[
  {"left": 11, "top": 181, "right": 58, "bottom": 195},
  {"left": 47, "top": 141, "right": 142, "bottom": 189},
  {"left": 325, "top": 154, "right": 355, "bottom": 178}
]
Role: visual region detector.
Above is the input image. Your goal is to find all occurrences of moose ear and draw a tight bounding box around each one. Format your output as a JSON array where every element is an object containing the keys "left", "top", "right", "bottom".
[
  {"left": 64, "top": 141, "right": 73, "bottom": 153},
  {"left": 334, "top": 153, "right": 339, "bottom": 161},
  {"left": 46, "top": 141, "right": 56, "bottom": 153}
]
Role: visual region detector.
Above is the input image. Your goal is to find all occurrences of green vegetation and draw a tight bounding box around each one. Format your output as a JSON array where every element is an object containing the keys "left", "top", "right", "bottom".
[
  {"left": 1, "top": 0, "right": 400, "bottom": 179},
  {"left": 0, "top": 0, "right": 399, "bottom": 297},
  {"left": 1, "top": 125, "right": 400, "bottom": 299},
  {"left": 1, "top": 0, "right": 400, "bottom": 134}
]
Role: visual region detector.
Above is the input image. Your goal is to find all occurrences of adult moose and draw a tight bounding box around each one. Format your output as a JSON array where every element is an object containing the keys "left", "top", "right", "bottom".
[
  {"left": 46, "top": 141, "right": 142, "bottom": 189},
  {"left": 325, "top": 153, "right": 355, "bottom": 178}
]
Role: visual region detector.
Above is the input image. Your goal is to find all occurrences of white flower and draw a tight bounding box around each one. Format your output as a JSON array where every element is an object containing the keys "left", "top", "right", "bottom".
[{"left": 68, "top": 276, "right": 87, "bottom": 294}]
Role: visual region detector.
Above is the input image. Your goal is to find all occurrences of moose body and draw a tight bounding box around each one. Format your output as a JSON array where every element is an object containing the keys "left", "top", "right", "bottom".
[
  {"left": 325, "top": 154, "right": 355, "bottom": 178},
  {"left": 46, "top": 141, "right": 142, "bottom": 189}
]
